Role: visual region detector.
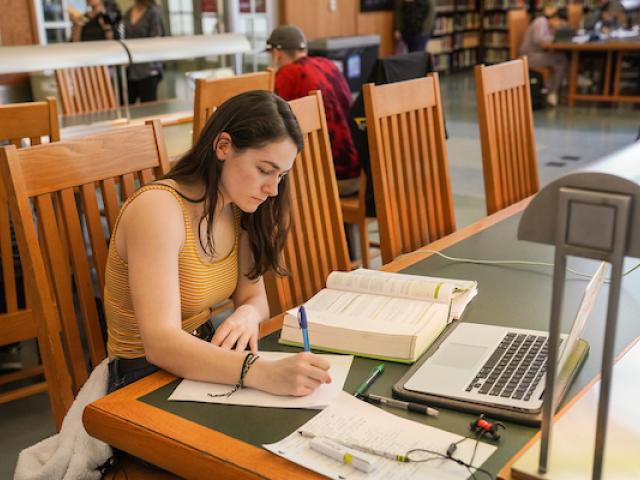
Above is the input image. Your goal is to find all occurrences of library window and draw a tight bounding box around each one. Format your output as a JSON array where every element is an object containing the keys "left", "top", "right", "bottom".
[{"left": 168, "top": 0, "right": 195, "bottom": 36}]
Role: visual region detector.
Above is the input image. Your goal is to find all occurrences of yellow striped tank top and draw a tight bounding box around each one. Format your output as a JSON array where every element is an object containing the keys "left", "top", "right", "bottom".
[{"left": 104, "top": 184, "right": 240, "bottom": 359}]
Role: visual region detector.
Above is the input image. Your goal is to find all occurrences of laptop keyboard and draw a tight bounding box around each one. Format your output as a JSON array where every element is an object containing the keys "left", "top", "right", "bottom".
[{"left": 465, "top": 333, "right": 549, "bottom": 402}]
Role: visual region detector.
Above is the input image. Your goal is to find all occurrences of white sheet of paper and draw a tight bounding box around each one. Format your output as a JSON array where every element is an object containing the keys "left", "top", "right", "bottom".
[
  {"left": 168, "top": 351, "right": 353, "bottom": 409},
  {"left": 264, "top": 391, "right": 497, "bottom": 480}
]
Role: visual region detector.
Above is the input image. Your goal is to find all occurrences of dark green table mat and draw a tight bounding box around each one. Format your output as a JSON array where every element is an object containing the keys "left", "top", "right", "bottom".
[{"left": 140, "top": 214, "right": 640, "bottom": 476}]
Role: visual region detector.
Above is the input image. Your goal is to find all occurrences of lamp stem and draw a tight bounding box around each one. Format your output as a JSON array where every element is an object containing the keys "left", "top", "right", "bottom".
[
  {"left": 592, "top": 258, "right": 623, "bottom": 480},
  {"left": 538, "top": 250, "right": 566, "bottom": 474}
]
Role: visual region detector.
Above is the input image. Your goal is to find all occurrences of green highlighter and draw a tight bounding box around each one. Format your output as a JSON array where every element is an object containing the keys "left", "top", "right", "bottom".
[{"left": 354, "top": 363, "right": 385, "bottom": 398}]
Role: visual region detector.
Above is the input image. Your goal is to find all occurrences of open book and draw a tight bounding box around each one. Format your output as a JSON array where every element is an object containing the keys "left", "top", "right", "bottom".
[{"left": 279, "top": 269, "right": 477, "bottom": 363}]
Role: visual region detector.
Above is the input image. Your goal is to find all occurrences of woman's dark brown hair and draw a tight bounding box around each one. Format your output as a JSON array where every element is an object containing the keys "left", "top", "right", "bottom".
[{"left": 165, "top": 90, "right": 304, "bottom": 279}]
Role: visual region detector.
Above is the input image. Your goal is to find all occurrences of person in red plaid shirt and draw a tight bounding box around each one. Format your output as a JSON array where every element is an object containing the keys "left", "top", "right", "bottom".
[{"left": 267, "top": 25, "right": 361, "bottom": 196}]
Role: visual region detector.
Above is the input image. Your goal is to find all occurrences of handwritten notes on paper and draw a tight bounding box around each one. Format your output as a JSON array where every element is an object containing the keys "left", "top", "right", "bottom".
[
  {"left": 264, "top": 391, "right": 497, "bottom": 480},
  {"left": 168, "top": 351, "right": 353, "bottom": 409}
]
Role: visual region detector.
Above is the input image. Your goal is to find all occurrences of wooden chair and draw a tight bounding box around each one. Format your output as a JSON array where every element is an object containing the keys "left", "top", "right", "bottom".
[
  {"left": 475, "top": 58, "right": 539, "bottom": 215},
  {"left": 568, "top": 3, "right": 583, "bottom": 29},
  {"left": 55, "top": 66, "right": 117, "bottom": 116},
  {"left": 0, "top": 97, "right": 60, "bottom": 407},
  {"left": 339, "top": 172, "right": 375, "bottom": 268},
  {"left": 264, "top": 91, "right": 350, "bottom": 314},
  {"left": 0, "top": 120, "right": 171, "bottom": 430},
  {"left": 363, "top": 75, "right": 455, "bottom": 265},
  {"left": 507, "top": 9, "right": 551, "bottom": 85},
  {"left": 192, "top": 69, "right": 275, "bottom": 144}
]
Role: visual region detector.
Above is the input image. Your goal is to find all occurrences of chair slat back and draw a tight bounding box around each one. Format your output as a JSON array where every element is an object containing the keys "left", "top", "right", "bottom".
[
  {"left": 363, "top": 74, "right": 455, "bottom": 265},
  {"left": 264, "top": 91, "right": 350, "bottom": 314},
  {"left": 507, "top": 9, "right": 529, "bottom": 60},
  {"left": 0, "top": 97, "right": 60, "bottom": 315},
  {"left": 0, "top": 97, "right": 60, "bottom": 147},
  {"left": 475, "top": 58, "right": 539, "bottom": 215},
  {"left": 568, "top": 4, "right": 583, "bottom": 29},
  {"left": 0, "top": 120, "right": 171, "bottom": 429},
  {"left": 55, "top": 66, "right": 117, "bottom": 116},
  {"left": 192, "top": 69, "right": 275, "bottom": 144}
]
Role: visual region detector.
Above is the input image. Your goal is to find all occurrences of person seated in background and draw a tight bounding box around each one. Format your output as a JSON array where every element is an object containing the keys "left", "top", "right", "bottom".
[
  {"left": 266, "top": 25, "right": 361, "bottom": 197},
  {"left": 594, "top": 1, "right": 619, "bottom": 35},
  {"left": 519, "top": 5, "right": 569, "bottom": 107},
  {"left": 585, "top": 0, "right": 629, "bottom": 32}
]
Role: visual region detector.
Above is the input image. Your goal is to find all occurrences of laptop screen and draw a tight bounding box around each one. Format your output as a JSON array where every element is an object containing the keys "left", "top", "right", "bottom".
[{"left": 557, "top": 262, "right": 606, "bottom": 373}]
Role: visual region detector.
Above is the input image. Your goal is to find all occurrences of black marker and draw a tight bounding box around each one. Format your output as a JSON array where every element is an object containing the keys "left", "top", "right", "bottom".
[{"left": 364, "top": 393, "right": 439, "bottom": 417}]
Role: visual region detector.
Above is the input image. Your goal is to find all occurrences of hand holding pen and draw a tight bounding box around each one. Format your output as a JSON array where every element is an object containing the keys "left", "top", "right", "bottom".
[{"left": 298, "top": 305, "right": 311, "bottom": 352}]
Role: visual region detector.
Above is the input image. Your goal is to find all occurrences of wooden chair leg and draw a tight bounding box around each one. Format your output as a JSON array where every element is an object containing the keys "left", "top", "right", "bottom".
[{"left": 358, "top": 219, "right": 370, "bottom": 269}]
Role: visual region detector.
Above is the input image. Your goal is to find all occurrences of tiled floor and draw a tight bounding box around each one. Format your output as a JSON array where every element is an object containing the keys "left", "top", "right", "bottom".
[{"left": 1, "top": 69, "right": 638, "bottom": 479}]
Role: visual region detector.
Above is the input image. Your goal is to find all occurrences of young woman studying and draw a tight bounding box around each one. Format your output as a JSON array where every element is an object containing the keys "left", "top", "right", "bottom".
[{"left": 104, "top": 91, "right": 332, "bottom": 396}]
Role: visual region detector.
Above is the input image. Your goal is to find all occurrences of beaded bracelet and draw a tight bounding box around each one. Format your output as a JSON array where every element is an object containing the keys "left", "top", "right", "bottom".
[{"left": 208, "top": 353, "right": 260, "bottom": 398}]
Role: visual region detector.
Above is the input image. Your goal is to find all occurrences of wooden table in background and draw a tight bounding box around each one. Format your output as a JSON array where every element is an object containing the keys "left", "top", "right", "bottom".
[
  {"left": 545, "top": 38, "right": 640, "bottom": 106},
  {"left": 60, "top": 98, "right": 193, "bottom": 161}
]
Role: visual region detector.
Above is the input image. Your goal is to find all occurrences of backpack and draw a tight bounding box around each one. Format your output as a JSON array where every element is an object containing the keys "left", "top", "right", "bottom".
[{"left": 529, "top": 70, "right": 547, "bottom": 110}]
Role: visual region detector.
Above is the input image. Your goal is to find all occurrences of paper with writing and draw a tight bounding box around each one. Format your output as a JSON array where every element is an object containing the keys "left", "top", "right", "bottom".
[
  {"left": 264, "top": 391, "right": 496, "bottom": 480},
  {"left": 168, "top": 351, "right": 353, "bottom": 409}
]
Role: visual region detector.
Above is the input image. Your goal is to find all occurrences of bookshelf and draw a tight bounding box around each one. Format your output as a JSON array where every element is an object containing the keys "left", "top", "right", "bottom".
[
  {"left": 481, "top": 0, "right": 526, "bottom": 64},
  {"left": 427, "top": 0, "right": 481, "bottom": 72},
  {"left": 425, "top": 1, "right": 607, "bottom": 72}
]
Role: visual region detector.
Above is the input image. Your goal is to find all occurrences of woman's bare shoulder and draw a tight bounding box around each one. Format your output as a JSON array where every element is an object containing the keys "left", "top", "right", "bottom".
[{"left": 119, "top": 187, "right": 185, "bottom": 240}]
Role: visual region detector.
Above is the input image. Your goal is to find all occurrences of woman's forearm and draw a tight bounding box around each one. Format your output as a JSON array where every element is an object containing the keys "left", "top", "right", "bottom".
[{"left": 144, "top": 327, "right": 248, "bottom": 384}]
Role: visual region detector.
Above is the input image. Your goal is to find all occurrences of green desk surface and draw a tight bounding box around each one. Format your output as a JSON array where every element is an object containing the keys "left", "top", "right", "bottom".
[{"left": 139, "top": 214, "right": 640, "bottom": 477}]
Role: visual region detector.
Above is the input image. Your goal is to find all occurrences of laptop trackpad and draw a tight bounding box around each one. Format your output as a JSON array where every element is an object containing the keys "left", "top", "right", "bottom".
[{"left": 432, "top": 342, "right": 488, "bottom": 369}]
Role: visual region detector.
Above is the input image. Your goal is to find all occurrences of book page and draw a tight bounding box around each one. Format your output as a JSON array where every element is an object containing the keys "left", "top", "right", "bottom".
[
  {"left": 347, "top": 268, "right": 477, "bottom": 292},
  {"left": 264, "top": 391, "right": 496, "bottom": 480},
  {"left": 168, "top": 352, "right": 352, "bottom": 409},
  {"left": 326, "top": 270, "right": 455, "bottom": 304},
  {"left": 301, "top": 289, "right": 448, "bottom": 334},
  {"left": 327, "top": 269, "right": 478, "bottom": 320}
]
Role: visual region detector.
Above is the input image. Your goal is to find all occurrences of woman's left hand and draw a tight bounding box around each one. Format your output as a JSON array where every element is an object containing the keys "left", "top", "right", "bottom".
[{"left": 211, "top": 305, "right": 260, "bottom": 354}]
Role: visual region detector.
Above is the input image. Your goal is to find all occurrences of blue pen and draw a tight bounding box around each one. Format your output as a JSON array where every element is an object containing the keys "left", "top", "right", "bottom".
[{"left": 298, "top": 305, "right": 311, "bottom": 352}]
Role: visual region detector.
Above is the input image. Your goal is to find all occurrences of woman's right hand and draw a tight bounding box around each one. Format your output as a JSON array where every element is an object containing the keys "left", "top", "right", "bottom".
[{"left": 248, "top": 352, "right": 332, "bottom": 397}]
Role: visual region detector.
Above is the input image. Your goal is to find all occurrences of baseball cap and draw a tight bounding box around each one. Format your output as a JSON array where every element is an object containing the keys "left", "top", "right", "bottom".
[{"left": 265, "top": 25, "right": 307, "bottom": 51}]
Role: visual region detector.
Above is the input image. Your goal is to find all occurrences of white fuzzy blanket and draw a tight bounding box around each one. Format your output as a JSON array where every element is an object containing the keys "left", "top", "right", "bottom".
[{"left": 14, "top": 359, "right": 112, "bottom": 480}]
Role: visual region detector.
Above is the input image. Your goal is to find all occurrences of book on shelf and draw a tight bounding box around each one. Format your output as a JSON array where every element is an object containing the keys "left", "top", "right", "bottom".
[{"left": 278, "top": 269, "right": 478, "bottom": 364}]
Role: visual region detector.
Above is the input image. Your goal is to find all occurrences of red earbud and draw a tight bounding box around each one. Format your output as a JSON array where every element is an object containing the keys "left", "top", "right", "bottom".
[{"left": 470, "top": 414, "right": 505, "bottom": 441}]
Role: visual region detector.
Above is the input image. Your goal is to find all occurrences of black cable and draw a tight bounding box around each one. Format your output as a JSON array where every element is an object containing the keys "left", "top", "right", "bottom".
[
  {"left": 466, "top": 464, "right": 478, "bottom": 480},
  {"left": 469, "top": 431, "right": 483, "bottom": 469},
  {"left": 406, "top": 447, "right": 494, "bottom": 480}
]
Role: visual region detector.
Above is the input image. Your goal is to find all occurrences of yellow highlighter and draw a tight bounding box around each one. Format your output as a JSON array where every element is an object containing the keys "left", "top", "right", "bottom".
[{"left": 309, "top": 436, "right": 375, "bottom": 473}]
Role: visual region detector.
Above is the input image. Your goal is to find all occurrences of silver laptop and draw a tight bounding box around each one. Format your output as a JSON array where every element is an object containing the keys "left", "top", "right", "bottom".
[{"left": 399, "top": 263, "right": 605, "bottom": 416}]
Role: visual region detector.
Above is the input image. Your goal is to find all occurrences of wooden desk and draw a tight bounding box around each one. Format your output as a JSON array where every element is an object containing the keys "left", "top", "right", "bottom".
[
  {"left": 83, "top": 199, "right": 640, "bottom": 479},
  {"left": 545, "top": 38, "right": 640, "bottom": 106}
]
